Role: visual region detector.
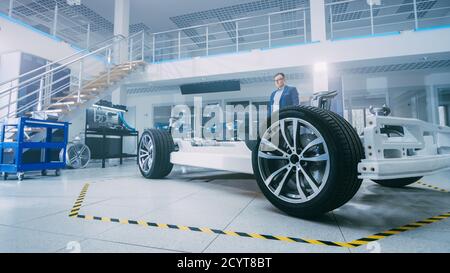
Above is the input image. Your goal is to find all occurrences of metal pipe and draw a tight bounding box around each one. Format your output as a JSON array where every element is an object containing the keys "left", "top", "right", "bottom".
[
  {"left": 413, "top": 0, "right": 419, "bottom": 30},
  {"left": 303, "top": 9, "right": 307, "bottom": 42},
  {"left": 329, "top": 5, "right": 334, "bottom": 40},
  {"left": 86, "top": 23, "right": 91, "bottom": 49},
  {"left": 129, "top": 38, "right": 134, "bottom": 65},
  {"left": 77, "top": 61, "right": 83, "bottom": 103},
  {"left": 107, "top": 48, "right": 112, "bottom": 85},
  {"left": 52, "top": 3, "right": 58, "bottom": 36},
  {"left": 235, "top": 21, "right": 239, "bottom": 52},
  {"left": 369, "top": 1, "right": 374, "bottom": 35},
  {"left": 268, "top": 15, "right": 271, "bottom": 48},
  {"left": 205, "top": 26, "right": 209, "bottom": 56},
  {"left": 152, "top": 34, "right": 156, "bottom": 63},
  {"left": 178, "top": 31, "right": 181, "bottom": 59},
  {"left": 37, "top": 77, "right": 44, "bottom": 111},
  {"left": 8, "top": 0, "right": 14, "bottom": 17},
  {"left": 141, "top": 31, "right": 145, "bottom": 61}
]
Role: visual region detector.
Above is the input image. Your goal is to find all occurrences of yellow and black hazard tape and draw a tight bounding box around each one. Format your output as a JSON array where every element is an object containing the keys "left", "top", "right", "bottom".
[
  {"left": 70, "top": 183, "right": 450, "bottom": 248},
  {"left": 416, "top": 181, "right": 449, "bottom": 193},
  {"left": 69, "top": 183, "right": 90, "bottom": 217}
]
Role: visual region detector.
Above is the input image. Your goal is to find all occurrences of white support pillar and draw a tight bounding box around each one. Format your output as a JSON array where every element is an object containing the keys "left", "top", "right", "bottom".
[
  {"left": 113, "top": 0, "right": 130, "bottom": 63},
  {"left": 112, "top": 0, "right": 130, "bottom": 106},
  {"left": 310, "top": 0, "right": 327, "bottom": 42}
]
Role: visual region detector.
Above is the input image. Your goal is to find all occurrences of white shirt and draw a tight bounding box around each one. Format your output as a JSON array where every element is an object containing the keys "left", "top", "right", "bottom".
[{"left": 272, "top": 86, "right": 285, "bottom": 113}]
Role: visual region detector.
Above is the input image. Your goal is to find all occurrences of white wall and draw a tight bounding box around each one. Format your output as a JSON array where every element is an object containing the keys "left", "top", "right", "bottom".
[{"left": 0, "top": 16, "right": 82, "bottom": 64}]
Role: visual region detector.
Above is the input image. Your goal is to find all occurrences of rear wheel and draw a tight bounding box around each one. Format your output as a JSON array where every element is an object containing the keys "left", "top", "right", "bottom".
[
  {"left": 372, "top": 177, "right": 422, "bottom": 188},
  {"left": 252, "top": 106, "right": 363, "bottom": 218},
  {"left": 138, "top": 129, "right": 174, "bottom": 179}
]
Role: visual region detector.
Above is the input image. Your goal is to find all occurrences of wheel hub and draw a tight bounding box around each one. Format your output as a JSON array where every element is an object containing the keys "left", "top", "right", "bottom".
[{"left": 289, "top": 154, "right": 299, "bottom": 164}]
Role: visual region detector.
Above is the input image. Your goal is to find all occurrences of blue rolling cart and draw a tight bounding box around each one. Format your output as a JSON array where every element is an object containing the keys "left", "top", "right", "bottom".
[{"left": 0, "top": 118, "right": 70, "bottom": 181}]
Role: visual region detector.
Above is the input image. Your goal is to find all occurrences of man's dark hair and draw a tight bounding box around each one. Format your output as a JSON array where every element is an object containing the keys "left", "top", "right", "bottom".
[{"left": 274, "top": 72, "right": 285, "bottom": 79}]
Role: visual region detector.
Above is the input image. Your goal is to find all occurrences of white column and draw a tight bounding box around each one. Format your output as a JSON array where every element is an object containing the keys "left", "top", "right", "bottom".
[
  {"left": 112, "top": 0, "right": 130, "bottom": 105},
  {"left": 310, "top": 0, "right": 327, "bottom": 42},
  {"left": 113, "top": 0, "right": 130, "bottom": 63}
]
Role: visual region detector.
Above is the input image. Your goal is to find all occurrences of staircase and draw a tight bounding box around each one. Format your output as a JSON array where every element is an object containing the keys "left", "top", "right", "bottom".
[{"left": 0, "top": 31, "right": 147, "bottom": 141}]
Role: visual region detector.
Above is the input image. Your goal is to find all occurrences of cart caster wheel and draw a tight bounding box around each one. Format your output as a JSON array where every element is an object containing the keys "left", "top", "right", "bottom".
[
  {"left": 41, "top": 170, "right": 47, "bottom": 176},
  {"left": 55, "top": 169, "right": 61, "bottom": 176},
  {"left": 17, "top": 173, "right": 24, "bottom": 181},
  {"left": 3, "top": 173, "right": 8, "bottom": 180}
]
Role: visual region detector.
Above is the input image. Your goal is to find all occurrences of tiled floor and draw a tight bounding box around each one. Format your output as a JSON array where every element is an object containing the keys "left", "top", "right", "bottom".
[{"left": 0, "top": 162, "right": 449, "bottom": 253}]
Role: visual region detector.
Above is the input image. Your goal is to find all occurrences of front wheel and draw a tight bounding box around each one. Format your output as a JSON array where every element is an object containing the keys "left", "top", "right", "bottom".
[
  {"left": 138, "top": 129, "right": 174, "bottom": 179},
  {"left": 252, "top": 106, "right": 363, "bottom": 218},
  {"left": 372, "top": 177, "right": 422, "bottom": 188}
]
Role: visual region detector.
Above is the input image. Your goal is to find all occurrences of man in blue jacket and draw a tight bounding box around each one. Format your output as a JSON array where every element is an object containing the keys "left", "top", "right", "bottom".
[{"left": 269, "top": 73, "right": 299, "bottom": 114}]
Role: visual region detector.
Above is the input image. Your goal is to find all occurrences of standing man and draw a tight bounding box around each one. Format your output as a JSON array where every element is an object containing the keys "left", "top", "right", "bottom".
[{"left": 269, "top": 73, "right": 299, "bottom": 114}]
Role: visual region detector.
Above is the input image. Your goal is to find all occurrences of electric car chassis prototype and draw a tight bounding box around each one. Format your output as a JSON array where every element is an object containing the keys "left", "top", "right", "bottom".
[{"left": 138, "top": 106, "right": 450, "bottom": 218}]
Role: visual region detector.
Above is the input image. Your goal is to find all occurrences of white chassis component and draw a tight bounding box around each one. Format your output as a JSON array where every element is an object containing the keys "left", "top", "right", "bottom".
[
  {"left": 168, "top": 116, "right": 450, "bottom": 181},
  {"left": 358, "top": 115, "right": 450, "bottom": 180},
  {"left": 170, "top": 139, "right": 253, "bottom": 174}
]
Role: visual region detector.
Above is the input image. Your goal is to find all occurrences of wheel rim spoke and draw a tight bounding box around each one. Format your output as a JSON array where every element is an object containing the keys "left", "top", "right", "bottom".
[
  {"left": 264, "top": 165, "right": 290, "bottom": 186},
  {"left": 295, "top": 169, "right": 307, "bottom": 200},
  {"left": 300, "top": 137, "right": 324, "bottom": 157},
  {"left": 298, "top": 165, "right": 320, "bottom": 194},
  {"left": 258, "top": 151, "right": 286, "bottom": 160},
  {"left": 274, "top": 166, "right": 293, "bottom": 196},
  {"left": 260, "top": 138, "right": 289, "bottom": 157},
  {"left": 280, "top": 120, "right": 293, "bottom": 151},
  {"left": 301, "top": 153, "right": 329, "bottom": 162},
  {"left": 292, "top": 120, "right": 298, "bottom": 152}
]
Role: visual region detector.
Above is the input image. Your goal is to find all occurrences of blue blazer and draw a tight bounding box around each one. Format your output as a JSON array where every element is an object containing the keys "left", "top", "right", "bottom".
[{"left": 268, "top": 85, "right": 299, "bottom": 114}]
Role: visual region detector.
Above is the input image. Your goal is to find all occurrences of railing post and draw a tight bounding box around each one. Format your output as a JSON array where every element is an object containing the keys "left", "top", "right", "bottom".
[
  {"left": 129, "top": 37, "right": 134, "bottom": 67},
  {"left": 8, "top": 0, "right": 14, "bottom": 17},
  {"left": 86, "top": 23, "right": 91, "bottom": 49},
  {"left": 329, "top": 5, "right": 334, "bottom": 40},
  {"left": 107, "top": 48, "right": 112, "bottom": 85},
  {"left": 303, "top": 9, "right": 307, "bottom": 43},
  {"left": 52, "top": 3, "right": 58, "bottom": 36},
  {"left": 152, "top": 34, "right": 156, "bottom": 63},
  {"left": 413, "top": 0, "right": 419, "bottom": 30},
  {"left": 7, "top": 83, "right": 12, "bottom": 119},
  {"left": 37, "top": 77, "right": 44, "bottom": 111},
  {"left": 268, "top": 15, "right": 271, "bottom": 48},
  {"left": 205, "top": 26, "right": 209, "bottom": 56},
  {"left": 178, "top": 31, "right": 181, "bottom": 59},
  {"left": 369, "top": 1, "right": 374, "bottom": 35},
  {"left": 235, "top": 21, "right": 239, "bottom": 52},
  {"left": 77, "top": 61, "right": 83, "bottom": 103},
  {"left": 141, "top": 31, "right": 145, "bottom": 61}
]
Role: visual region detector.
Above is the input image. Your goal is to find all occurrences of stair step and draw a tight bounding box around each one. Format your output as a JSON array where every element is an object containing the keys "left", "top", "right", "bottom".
[
  {"left": 47, "top": 101, "right": 84, "bottom": 109},
  {"left": 26, "top": 109, "right": 69, "bottom": 116},
  {"left": 52, "top": 94, "right": 97, "bottom": 102}
]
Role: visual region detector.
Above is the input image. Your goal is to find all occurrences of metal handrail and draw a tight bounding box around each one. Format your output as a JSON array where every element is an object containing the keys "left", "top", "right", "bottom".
[
  {"left": 0, "top": 34, "right": 126, "bottom": 88},
  {"left": 152, "top": 7, "right": 309, "bottom": 36},
  {"left": 0, "top": 31, "right": 143, "bottom": 96},
  {"left": 0, "top": 30, "right": 146, "bottom": 121}
]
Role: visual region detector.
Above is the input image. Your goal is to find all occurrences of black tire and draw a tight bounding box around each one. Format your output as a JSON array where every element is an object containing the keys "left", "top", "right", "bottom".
[
  {"left": 138, "top": 129, "right": 174, "bottom": 179},
  {"left": 252, "top": 106, "right": 363, "bottom": 218},
  {"left": 372, "top": 177, "right": 422, "bottom": 188}
]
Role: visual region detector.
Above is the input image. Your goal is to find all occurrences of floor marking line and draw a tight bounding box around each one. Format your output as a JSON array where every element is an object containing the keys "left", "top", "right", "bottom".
[
  {"left": 416, "top": 181, "right": 449, "bottom": 193},
  {"left": 70, "top": 183, "right": 450, "bottom": 248},
  {"left": 69, "top": 183, "right": 90, "bottom": 217}
]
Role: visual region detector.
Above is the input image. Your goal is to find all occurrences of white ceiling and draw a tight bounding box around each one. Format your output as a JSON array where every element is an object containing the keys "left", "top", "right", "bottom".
[{"left": 81, "top": 0, "right": 258, "bottom": 32}]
